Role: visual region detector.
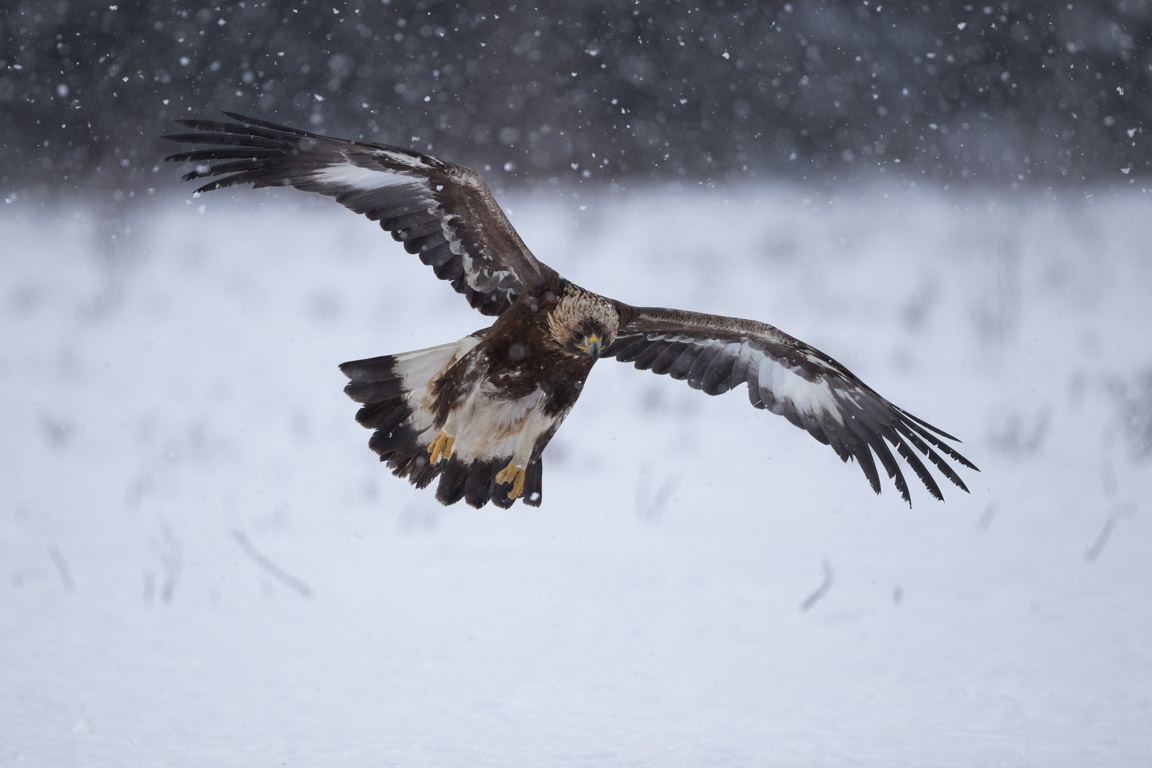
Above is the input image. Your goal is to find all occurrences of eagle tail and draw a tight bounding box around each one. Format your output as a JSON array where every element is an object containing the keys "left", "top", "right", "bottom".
[
  {"left": 340, "top": 341, "right": 468, "bottom": 494},
  {"left": 339, "top": 335, "right": 543, "bottom": 507},
  {"left": 434, "top": 456, "right": 543, "bottom": 508}
]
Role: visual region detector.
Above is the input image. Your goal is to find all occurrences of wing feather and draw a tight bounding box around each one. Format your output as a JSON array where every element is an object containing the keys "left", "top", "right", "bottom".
[
  {"left": 609, "top": 337, "right": 648, "bottom": 363},
  {"left": 685, "top": 346, "right": 721, "bottom": 389},
  {"left": 164, "top": 112, "right": 554, "bottom": 316},
  {"left": 851, "top": 438, "right": 883, "bottom": 495},
  {"left": 651, "top": 343, "right": 691, "bottom": 376},
  {"left": 633, "top": 342, "right": 669, "bottom": 371},
  {"left": 698, "top": 348, "right": 737, "bottom": 394},
  {"left": 894, "top": 422, "right": 971, "bottom": 494},
  {"left": 604, "top": 305, "right": 977, "bottom": 505}
]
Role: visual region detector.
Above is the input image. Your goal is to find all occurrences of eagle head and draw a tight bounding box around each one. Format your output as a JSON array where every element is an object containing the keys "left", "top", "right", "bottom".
[{"left": 546, "top": 286, "right": 619, "bottom": 360}]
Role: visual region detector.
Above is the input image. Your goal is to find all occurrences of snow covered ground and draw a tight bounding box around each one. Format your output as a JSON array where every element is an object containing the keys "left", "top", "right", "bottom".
[{"left": 3, "top": 183, "right": 1150, "bottom": 766}]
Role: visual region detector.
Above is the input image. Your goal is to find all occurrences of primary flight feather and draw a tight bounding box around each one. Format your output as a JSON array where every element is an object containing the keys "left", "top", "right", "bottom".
[{"left": 165, "top": 113, "right": 977, "bottom": 508}]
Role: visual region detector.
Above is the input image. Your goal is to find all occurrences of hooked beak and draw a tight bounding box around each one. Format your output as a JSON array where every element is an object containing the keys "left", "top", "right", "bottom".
[{"left": 579, "top": 334, "right": 602, "bottom": 359}]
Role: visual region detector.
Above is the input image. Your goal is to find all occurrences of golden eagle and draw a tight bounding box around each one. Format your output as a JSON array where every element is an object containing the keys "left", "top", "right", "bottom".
[{"left": 165, "top": 113, "right": 977, "bottom": 509}]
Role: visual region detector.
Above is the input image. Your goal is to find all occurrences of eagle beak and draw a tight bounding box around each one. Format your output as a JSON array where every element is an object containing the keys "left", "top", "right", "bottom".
[{"left": 579, "top": 334, "right": 602, "bottom": 359}]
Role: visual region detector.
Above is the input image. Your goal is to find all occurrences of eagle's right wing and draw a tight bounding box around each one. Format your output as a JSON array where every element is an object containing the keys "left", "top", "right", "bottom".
[
  {"left": 164, "top": 112, "right": 554, "bottom": 317},
  {"left": 605, "top": 305, "right": 977, "bottom": 505}
]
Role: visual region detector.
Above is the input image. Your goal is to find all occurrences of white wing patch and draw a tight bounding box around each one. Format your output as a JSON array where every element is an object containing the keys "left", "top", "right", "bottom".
[
  {"left": 757, "top": 355, "right": 843, "bottom": 425},
  {"left": 311, "top": 162, "right": 419, "bottom": 191},
  {"left": 373, "top": 148, "right": 435, "bottom": 170},
  {"left": 636, "top": 332, "right": 848, "bottom": 425}
]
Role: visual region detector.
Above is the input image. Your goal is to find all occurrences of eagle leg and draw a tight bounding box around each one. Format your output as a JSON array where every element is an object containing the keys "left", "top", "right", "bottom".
[
  {"left": 494, "top": 461, "right": 527, "bottom": 501},
  {"left": 427, "top": 430, "right": 454, "bottom": 465}
]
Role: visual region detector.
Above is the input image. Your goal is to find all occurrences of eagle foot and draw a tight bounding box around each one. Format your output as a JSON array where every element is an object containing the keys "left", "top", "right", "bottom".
[
  {"left": 495, "top": 461, "right": 526, "bottom": 501},
  {"left": 427, "top": 430, "right": 454, "bottom": 465}
]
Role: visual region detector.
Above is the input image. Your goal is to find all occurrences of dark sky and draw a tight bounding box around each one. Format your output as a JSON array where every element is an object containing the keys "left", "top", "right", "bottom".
[{"left": 2, "top": 0, "right": 1149, "bottom": 197}]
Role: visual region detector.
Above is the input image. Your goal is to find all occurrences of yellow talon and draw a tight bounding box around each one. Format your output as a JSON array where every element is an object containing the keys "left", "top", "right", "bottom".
[
  {"left": 495, "top": 461, "right": 526, "bottom": 500},
  {"left": 427, "top": 430, "right": 454, "bottom": 465}
]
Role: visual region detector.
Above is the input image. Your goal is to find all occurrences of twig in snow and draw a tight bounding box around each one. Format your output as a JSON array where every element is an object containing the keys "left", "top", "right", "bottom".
[
  {"left": 975, "top": 503, "right": 998, "bottom": 534},
  {"left": 1084, "top": 502, "right": 1137, "bottom": 563},
  {"left": 799, "top": 558, "right": 835, "bottom": 612},
  {"left": 148, "top": 519, "right": 182, "bottom": 603},
  {"left": 635, "top": 472, "right": 676, "bottom": 522},
  {"left": 231, "top": 530, "right": 313, "bottom": 599},
  {"left": 48, "top": 547, "right": 74, "bottom": 592}
]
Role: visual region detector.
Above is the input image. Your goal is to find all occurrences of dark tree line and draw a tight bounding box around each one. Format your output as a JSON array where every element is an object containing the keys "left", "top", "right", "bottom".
[{"left": 2, "top": 0, "right": 1149, "bottom": 198}]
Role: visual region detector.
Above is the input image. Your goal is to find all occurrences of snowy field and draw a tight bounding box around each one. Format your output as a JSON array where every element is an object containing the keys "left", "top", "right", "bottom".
[{"left": 2, "top": 183, "right": 1151, "bottom": 766}]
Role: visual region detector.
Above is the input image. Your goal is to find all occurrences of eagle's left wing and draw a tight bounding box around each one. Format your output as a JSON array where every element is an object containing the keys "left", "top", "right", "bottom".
[
  {"left": 605, "top": 306, "right": 977, "bottom": 505},
  {"left": 164, "top": 112, "right": 552, "bottom": 317}
]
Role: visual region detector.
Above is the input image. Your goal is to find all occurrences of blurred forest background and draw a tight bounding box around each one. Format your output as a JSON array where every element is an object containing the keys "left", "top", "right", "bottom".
[{"left": 2, "top": 0, "right": 1149, "bottom": 199}]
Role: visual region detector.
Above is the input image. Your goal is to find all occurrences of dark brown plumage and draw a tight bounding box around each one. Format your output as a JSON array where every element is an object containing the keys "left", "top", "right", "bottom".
[{"left": 165, "top": 113, "right": 977, "bottom": 508}]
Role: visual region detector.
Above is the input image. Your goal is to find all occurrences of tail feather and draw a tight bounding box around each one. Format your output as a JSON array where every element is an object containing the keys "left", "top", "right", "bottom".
[
  {"left": 340, "top": 343, "right": 463, "bottom": 490},
  {"left": 490, "top": 491, "right": 516, "bottom": 510},
  {"left": 367, "top": 420, "right": 418, "bottom": 460},
  {"left": 523, "top": 459, "right": 543, "bottom": 507},
  {"left": 407, "top": 453, "right": 441, "bottom": 489},
  {"left": 344, "top": 377, "right": 406, "bottom": 405},
  {"left": 357, "top": 399, "right": 409, "bottom": 433},
  {"left": 436, "top": 459, "right": 470, "bottom": 505},
  {"left": 339, "top": 354, "right": 405, "bottom": 383},
  {"left": 464, "top": 460, "right": 498, "bottom": 509}
]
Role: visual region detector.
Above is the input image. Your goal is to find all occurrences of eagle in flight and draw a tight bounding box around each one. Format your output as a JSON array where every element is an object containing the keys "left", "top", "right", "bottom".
[{"left": 165, "top": 113, "right": 977, "bottom": 509}]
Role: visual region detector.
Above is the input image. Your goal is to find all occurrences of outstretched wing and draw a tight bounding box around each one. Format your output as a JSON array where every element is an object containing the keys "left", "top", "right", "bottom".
[
  {"left": 605, "top": 306, "right": 977, "bottom": 505},
  {"left": 164, "top": 112, "right": 553, "bottom": 316}
]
